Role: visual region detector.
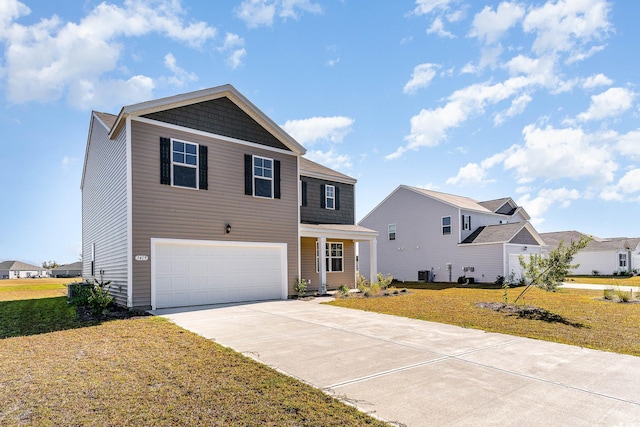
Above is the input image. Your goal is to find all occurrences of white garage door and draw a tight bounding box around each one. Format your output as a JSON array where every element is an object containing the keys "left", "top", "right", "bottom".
[{"left": 152, "top": 239, "right": 287, "bottom": 309}]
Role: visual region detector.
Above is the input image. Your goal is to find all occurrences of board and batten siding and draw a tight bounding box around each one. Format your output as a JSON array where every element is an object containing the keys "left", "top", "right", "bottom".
[
  {"left": 300, "top": 237, "right": 355, "bottom": 290},
  {"left": 81, "top": 116, "right": 129, "bottom": 306},
  {"left": 130, "top": 120, "right": 299, "bottom": 307}
]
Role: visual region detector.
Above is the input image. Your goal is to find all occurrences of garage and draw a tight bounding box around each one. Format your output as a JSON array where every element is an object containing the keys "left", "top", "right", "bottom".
[
  {"left": 151, "top": 238, "right": 287, "bottom": 309},
  {"left": 508, "top": 253, "right": 531, "bottom": 280}
]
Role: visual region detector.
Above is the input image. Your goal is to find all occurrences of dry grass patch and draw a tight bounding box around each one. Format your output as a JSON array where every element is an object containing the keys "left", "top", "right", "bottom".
[
  {"left": 0, "top": 316, "right": 386, "bottom": 426},
  {"left": 0, "top": 277, "right": 74, "bottom": 301},
  {"left": 326, "top": 285, "right": 640, "bottom": 357}
]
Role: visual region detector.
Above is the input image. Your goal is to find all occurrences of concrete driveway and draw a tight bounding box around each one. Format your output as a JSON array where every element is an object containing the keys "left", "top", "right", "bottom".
[{"left": 155, "top": 298, "right": 640, "bottom": 426}]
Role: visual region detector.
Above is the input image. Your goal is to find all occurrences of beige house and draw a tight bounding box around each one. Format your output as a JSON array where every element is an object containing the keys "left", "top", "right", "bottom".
[{"left": 81, "top": 84, "right": 377, "bottom": 310}]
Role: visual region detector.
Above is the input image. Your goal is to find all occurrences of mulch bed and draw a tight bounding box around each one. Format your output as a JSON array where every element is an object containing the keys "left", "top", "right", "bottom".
[
  {"left": 475, "top": 302, "right": 587, "bottom": 328},
  {"left": 75, "top": 305, "right": 150, "bottom": 322}
]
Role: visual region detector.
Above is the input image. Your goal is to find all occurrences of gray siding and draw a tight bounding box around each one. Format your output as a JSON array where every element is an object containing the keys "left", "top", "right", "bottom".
[
  {"left": 510, "top": 228, "right": 539, "bottom": 245},
  {"left": 300, "top": 177, "right": 355, "bottom": 225},
  {"left": 81, "top": 116, "right": 129, "bottom": 305},
  {"left": 130, "top": 120, "right": 299, "bottom": 307},
  {"left": 142, "top": 97, "right": 289, "bottom": 151}
]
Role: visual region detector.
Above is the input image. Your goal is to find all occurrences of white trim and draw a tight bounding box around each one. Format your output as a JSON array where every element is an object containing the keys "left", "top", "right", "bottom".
[
  {"left": 296, "top": 156, "right": 301, "bottom": 283},
  {"left": 388, "top": 223, "right": 396, "bottom": 241},
  {"left": 299, "top": 225, "right": 378, "bottom": 241},
  {"left": 170, "top": 138, "right": 199, "bottom": 190},
  {"left": 150, "top": 237, "right": 288, "bottom": 310},
  {"left": 316, "top": 241, "right": 344, "bottom": 273},
  {"left": 252, "top": 154, "right": 274, "bottom": 199},
  {"left": 442, "top": 215, "right": 452, "bottom": 235},
  {"left": 301, "top": 169, "right": 356, "bottom": 185},
  {"left": 126, "top": 116, "right": 133, "bottom": 307},
  {"left": 325, "top": 184, "right": 335, "bottom": 210},
  {"left": 132, "top": 116, "right": 298, "bottom": 156}
]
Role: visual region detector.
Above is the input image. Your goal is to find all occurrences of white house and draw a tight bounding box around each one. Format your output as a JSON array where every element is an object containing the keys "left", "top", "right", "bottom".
[
  {"left": 358, "top": 186, "right": 546, "bottom": 284},
  {"left": 540, "top": 231, "right": 640, "bottom": 275},
  {"left": 0, "top": 260, "right": 48, "bottom": 279}
]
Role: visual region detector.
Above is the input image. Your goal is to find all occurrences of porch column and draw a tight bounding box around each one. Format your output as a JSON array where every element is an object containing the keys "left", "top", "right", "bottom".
[
  {"left": 319, "top": 236, "right": 327, "bottom": 294},
  {"left": 369, "top": 238, "right": 377, "bottom": 283}
]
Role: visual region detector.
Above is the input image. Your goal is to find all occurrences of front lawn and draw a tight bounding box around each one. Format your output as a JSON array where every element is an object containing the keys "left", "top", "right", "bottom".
[
  {"left": 327, "top": 284, "right": 640, "bottom": 357},
  {"left": 0, "top": 292, "right": 386, "bottom": 426}
]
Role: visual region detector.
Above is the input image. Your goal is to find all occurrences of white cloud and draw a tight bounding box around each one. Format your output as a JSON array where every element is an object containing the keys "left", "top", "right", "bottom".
[
  {"left": 218, "top": 33, "right": 246, "bottom": 69},
  {"left": 523, "top": 0, "right": 611, "bottom": 58},
  {"left": 326, "top": 57, "right": 340, "bottom": 67},
  {"left": 582, "top": 73, "right": 613, "bottom": 89},
  {"left": 304, "top": 149, "right": 352, "bottom": 172},
  {"left": 282, "top": 116, "right": 354, "bottom": 145},
  {"left": 412, "top": 0, "right": 454, "bottom": 16},
  {"left": 504, "top": 124, "right": 617, "bottom": 185},
  {"left": 236, "top": 0, "right": 321, "bottom": 27},
  {"left": 2, "top": 0, "right": 215, "bottom": 108},
  {"left": 164, "top": 53, "right": 197, "bottom": 87},
  {"left": 494, "top": 93, "right": 532, "bottom": 125},
  {"left": 470, "top": 2, "right": 525, "bottom": 45},
  {"left": 403, "top": 63, "right": 439, "bottom": 94},
  {"left": 616, "top": 130, "right": 640, "bottom": 159},
  {"left": 599, "top": 169, "right": 640, "bottom": 201},
  {"left": 576, "top": 87, "right": 635, "bottom": 122},
  {"left": 236, "top": 0, "right": 276, "bottom": 28},
  {"left": 427, "top": 16, "right": 454, "bottom": 38},
  {"left": 446, "top": 162, "right": 494, "bottom": 186},
  {"left": 61, "top": 155, "right": 79, "bottom": 171},
  {"left": 517, "top": 187, "right": 581, "bottom": 225}
]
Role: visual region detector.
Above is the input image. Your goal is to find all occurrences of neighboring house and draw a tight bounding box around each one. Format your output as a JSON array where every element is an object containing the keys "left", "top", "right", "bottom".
[
  {"left": 540, "top": 231, "right": 640, "bottom": 275},
  {"left": 81, "top": 84, "right": 377, "bottom": 310},
  {"left": 51, "top": 261, "right": 83, "bottom": 278},
  {"left": 358, "top": 186, "right": 546, "bottom": 283},
  {"left": 0, "top": 261, "right": 48, "bottom": 279}
]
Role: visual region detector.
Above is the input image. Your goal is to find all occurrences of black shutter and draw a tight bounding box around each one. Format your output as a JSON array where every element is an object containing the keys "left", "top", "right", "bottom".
[
  {"left": 199, "top": 145, "right": 208, "bottom": 190},
  {"left": 320, "top": 184, "right": 326, "bottom": 208},
  {"left": 244, "top": 154, "right": 252, "bottom": 195},
  {"left": 335, "top": 186, "right": 340, "bottom": 210},
  {"left": 160, "top": 137, "right": 171, "bottom": 185},
  {"left": 301, "top": 180, "right": 307, "bottom": 206},
  {"left": 274, "top": 160, "right": 281, "bottom": 199},
  {"left": 469, "top": 216, "right": 471, "bottom": 230},
  {"left": 462, "top": 214, "right": 465, "bottom": 230}
]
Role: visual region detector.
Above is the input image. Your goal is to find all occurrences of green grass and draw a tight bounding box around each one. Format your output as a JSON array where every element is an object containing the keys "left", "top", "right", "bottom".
[
  {"left": 0, "top": 286, "right": 386, "bottom": 426},
  {"left": 327, "top": 284, "right": 640, "bottom": 357}
]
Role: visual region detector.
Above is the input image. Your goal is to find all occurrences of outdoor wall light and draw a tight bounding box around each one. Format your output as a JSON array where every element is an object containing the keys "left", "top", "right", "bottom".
[
  {"left": 225, "top": 224, "right": 231, "bottom": 234},
  {"left": 523, "top": 246, "right": 528, "bottom": 251}
]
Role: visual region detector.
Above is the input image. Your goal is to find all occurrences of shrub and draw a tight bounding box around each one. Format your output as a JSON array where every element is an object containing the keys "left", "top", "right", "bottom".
[
  {"left": 603, "top": 288, "right": 615, "bottom": 300},
  {"left": 356, "top": 273, "right": 370, "bottom": 293},
  {"left": 369, "top": 283, "right": 381, "bottom": 296},
  {"left": 294, "top": 278, "right": 308, "bottom": 297},
  {"left": 592, "top": 270, "right": 599, "bottom": 276},
  {"left": 615, "top": 288, "right": 633, "bottom": 303},
  {"left": 87, "top": 279, "right": 115, "bottom": 316},
  {"left": 67, "top": 281, "right": 94, "bottom": 306},
  {"left": 337, "top": 284, "right": 350, "bottom": 298},
  {"left": 376, "top": 273, "right": 393, "bottom": 290},
  {"left": 495, "top": 275, "right": 505, "bottom": 286},
  {"left": 457, "top": 276, "right": 467, "bottom": 284}
]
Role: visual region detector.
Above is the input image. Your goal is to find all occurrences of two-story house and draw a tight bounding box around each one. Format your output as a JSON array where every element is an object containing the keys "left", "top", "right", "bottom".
[
  {"left": 358, "top": 185, "right": 546, "bottom": 284},
  {"left": 81, "top": 84, "right": 377, "bottom": 310}
]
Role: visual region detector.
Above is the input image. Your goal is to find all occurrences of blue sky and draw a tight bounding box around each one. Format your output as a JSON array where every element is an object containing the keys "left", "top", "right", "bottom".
[{"left": 1, "top": 0, "right": 638, "bottom": 265}]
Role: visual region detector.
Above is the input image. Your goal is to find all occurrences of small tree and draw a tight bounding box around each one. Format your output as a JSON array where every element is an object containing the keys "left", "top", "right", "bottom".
[
  {"left": 513, "top": 235, "right": 591, "bottom": 303},
  {"left": 42, "top": 260, "right": 60, "bottom": 269}
]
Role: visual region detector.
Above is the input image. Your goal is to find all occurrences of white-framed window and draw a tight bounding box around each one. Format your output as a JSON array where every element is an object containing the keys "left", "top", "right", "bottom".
[
  {"left": 316, "top": 241, "right": 344, "bottom": 272},
  {"left": 388, "top": 224, "right": 396, "bottom": 240},
  {"left": 253, "top": 155, "right": 273, "bottom": 198},
  {"left": 462, "top": 215, "right": 471, "bottom": 231},
  {"left": 442, "top": 216, "right": 451, "bottom": 235},
  {"left": 325, "top": 184, "right": 335, "bottom": 209},
  {"left": 172, "top": 139, "right": 198, "bottom": 189},
  {"left": 619, "top": 253, "right": 627, "bottom": 268}
]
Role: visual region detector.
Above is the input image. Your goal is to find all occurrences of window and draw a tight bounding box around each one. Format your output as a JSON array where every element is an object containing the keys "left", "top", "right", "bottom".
[
  {"left": 172, "top": 140, "right": 198, "bottom": 189},
  {"left": 462, "top": 215, "right": 471, "bottom": 231},
  {"left": 325, "top": 185, "right": 335, "bottom": 209},
  {"left": 316, "top": 242, "right": 344, "bottom": 272},
  {"left": 619, "top": 254, "right": 627, "bottom": 268},
  {"left": 442, "top": 216, "right": 451, "bottom": 235},
  {"left": 388, "top": 224, "right": 396, "bottom": 240},
  {"left": 253, "top": 155, "right": 273, "bottom": 198}
]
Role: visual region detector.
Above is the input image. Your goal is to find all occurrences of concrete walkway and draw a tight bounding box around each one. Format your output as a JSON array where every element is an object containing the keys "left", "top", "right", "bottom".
[
  {"left": 561, "top": 282, "right": 640, "bottom": 292},
  {"left": 155, "top": 299, "right": 640, "bottom": 426}
]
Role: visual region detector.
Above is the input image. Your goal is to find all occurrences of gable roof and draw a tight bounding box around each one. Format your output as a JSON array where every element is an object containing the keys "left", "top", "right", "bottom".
[
  {"left": 300, "top": 157, "right": 356, "bottom": 185},
  {"left": 52, "top": 261, "right": 83, "bottom": 270},
  {"left": 0, "top": 260, "right": 44, "bottom": 271},
  {"left": 109, "top": 84, "right": 306, "bottom": 155},
  {"left": 461, "top": 222, "right": 545, "bottom": 245},
  {"left": 540, "top": 231, "right": 640, "bottom": 252},
  {"left": 94, "top": 111, "right": 117, "bottom": 129},
  {"left": 405, "top": 186, "right": 494, "bottom": 212}
]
